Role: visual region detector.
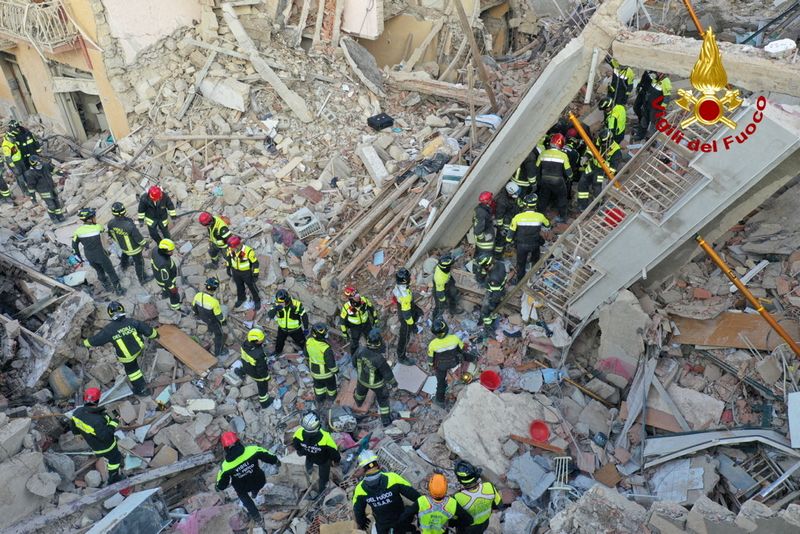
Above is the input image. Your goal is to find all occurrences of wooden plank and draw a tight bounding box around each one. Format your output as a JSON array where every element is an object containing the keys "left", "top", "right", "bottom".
[
  {"left": 276, "top": 156, "right": 303, "bottom": 179},
  {"left": 651, "top": 376, "right": 691, "bottom": 432},
  {"left": 509, "top": 434, "right": 567, "bottom": 455},
  {"left": 671, "top": 312, "right": 800, "bottom": 351},
  {"left": 450, "top": 0, "right": 497, "bottom": 111},
  {"left": 620, "top": 401, "right": 684, "bottom": 433},
  {"left": 156, "top": 324, "right": 217, "bottom": 376},
  {"left": 336, "top": 378, "right": 374, "bottom": 414},
  {"left": 386, "top": 71, "right": 490, "bottom": 106},
  {"left": 221, "top": 3, "right": 313, "bottom": 123},
  {"left": 402, "top": 19, "right": 444, "bottom": 72}
]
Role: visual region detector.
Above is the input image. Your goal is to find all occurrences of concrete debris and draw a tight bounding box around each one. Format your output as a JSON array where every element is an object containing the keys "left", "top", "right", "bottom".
[
  {"left": 506, "top": 453, "right": 556, "bottom": 502},
  {"left": 550, "top": 484, "right": 648, "bottom": 533},
  {"left": 199, "top": 77, "right": 251, "bottom": 112},
  {"left": 0, "top": 452, "right": 48, "bottom": 525},
  {"left": 26, "top": 472, "right": 61, "bottom": 497},
  {"left": 85, "top": 470, "right": 103, "bottom": 489},
  {"left": 597, "top": 290, "right": 650, "bottom": 383},
  {"left": 0, "top": 417, "right": 32, "bottom": 461},
  {"left": 502, "top": 500, "right": 538, "bottom": 534}
]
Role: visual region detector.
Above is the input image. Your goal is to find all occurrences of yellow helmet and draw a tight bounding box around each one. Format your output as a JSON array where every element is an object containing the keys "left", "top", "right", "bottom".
[
  {"left": 247, "top": 328, "right": 265, "bottom": 343},
  {"left": 158, "top": 239, "right": 175, "bottom": 252},
  {"left": 428, "top": 473, "right": 448, "bottom": 499}
]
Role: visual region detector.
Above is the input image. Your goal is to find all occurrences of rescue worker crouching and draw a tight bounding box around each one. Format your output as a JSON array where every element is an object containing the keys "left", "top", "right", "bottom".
[
  {"left": 267, "top": 288, "right": 308, "bottom": 355},
  {"left": 73, "top": 207, "right": 124, "bottom": 295},
  {"left": 432, "top": 253, "right": 460, "bottom": 320},
  {"left": 71, "top": 387, "right": 125, "bottom": 485},
  {"left": 83, "top": 301, "right": 158, "bottom": 396},
  {"left": 352, "top": 450, "right": 421, "bottom": 534},
  {"left": 24, "top": 155, "right": 65, "bottom": 222},
  {"left": 453, "top": 460, "right": 501, "bottom": 534},
  {"left": 305, "top": 322, "right": 338, "bottom": 405},
  {"left": 192, "top": 276, "right": 227, "bottom": 357},
  {"left": 354, "top": 328, "right": 397, "bottom": 426},
  {"left": 409, "top": 473, "right": 470, "bottom": 534},
  {"left": 292, "top": 412, "right": 341, "bottom": 499},
  {"left": 151, "top": 238, "right": 182, "bottom": 311},
  {"left": 137, "top": 185, "right": 176, "bottom": 244},
  {"left": 236, "top": 328, "right": 275, "bottom": 408},
  {"left": 215, "top": 431, "right": 279, "bottom": 526},
  {"left": 107, "top": 202, "right": 150, "bottom": 285},
  {"left": 198, "top": 211, "right": 231, "bottom": 268},
  {"left": 339, "top": 285, "right": 378, "bottom": 354},
  {"left": 428, "top": 319, "right": 475, "bottom": 409}
]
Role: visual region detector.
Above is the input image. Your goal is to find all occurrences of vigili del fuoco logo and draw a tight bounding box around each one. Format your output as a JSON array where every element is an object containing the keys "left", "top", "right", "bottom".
[{"left": 651, "top": 28, "right": 767, "bottom": 153}]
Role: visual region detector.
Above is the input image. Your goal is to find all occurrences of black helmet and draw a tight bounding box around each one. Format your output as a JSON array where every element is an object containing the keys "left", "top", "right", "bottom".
[
  {"left": 477, "top": 254, "right": 494, "bottom": 268},
  {"left": 597, "top": 128, "right": 613, "bottom": 146},
  {"left": 205, "top": 277, "right": 220, "bottom": 291},
  {"left": 366, "top": 328, "right": 382, "bottom": 348},
  {"left": 78, "top": 207, "right": 96, "bottom": 221},
  {"left": 312, "top": 322, "right": 328, "bottom": 340},
  {"left": 111, "top": 202, "right": 126, "bottom": 216},
  {"left": 396, "top": 268, "right": 410, "bottom": 285},
  {"left": 6, "top": 119, "right": 19, "bottom": 130},
  {"left": 29, "top": 154, "right": 43, "bottom": 169},
  {"left": 437, "top": 254, "right": 454, "bottom": 271},
  {"left": 431, "top": 318, "right": 448, "bottom": 337},
  {"left": 275, "top": 289, "right": 290, "bottom": 303},
  {"left": 107, "top": 301, "right": 125, "bottom": 319},
  {"left": 599, "top": 96, "right": 614, "bottom": 111},
  {"left": 523, "top": 193, "right": 538, "bottom": 209},
  {"left": 454, "top": 460, "right": 482, "bottom": 486}
]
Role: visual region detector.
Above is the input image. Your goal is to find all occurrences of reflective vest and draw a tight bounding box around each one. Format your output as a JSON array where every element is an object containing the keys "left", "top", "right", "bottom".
[
  {"left": 227, "top": 245, "right": 259, "bottom": 273},
  {"left": 417, "top": 495, "right": 457, "bottom": 534},
  {"left": 215, "top": 445, "right": 270, "bottom": 484},
  {"left": 507, "top": 210, "right": 550, "bottom": 246},
  {"left": 454, "top": 482, "right": 500, "bottom": 525},
  {"left": 394, "top": 286, "right": 415, "bottom": 325},
  {"left": 306, "top": 337, "right": 337, "bottom": 379},
  {"left": 192, "top": 292, "right": 224, "bottom": 324},
  {"left": 273, "top": 298, "right": 304, "bottom": 330},
  {"left": 208, "top": 216, "right": 231, "bottom": 248},
  {"left": 510, "top": 165, "right": 531, "bottom": 188},
  {"left": 427, "top": 334, "right": 463, "bottom": 368},
  {"left": 606, "top": 104, "right": 627, "bottom": 137},
  {"left": 433, "top": 265, "right": 450, "bottom": 294},
  {"left": 340, "top": 298, "right": 374, "bottom": 327},
  {"left": 653, "top": 77, "right": 672, "bottom": 97},
  {"left": 2, "top": 137, "right": 22, "bottom": 167},
  {"left": 536, "top": 148, "right": 572, "bottom": 180}
]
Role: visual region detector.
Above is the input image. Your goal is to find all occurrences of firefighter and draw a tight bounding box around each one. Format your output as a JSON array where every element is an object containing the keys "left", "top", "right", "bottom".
[
  {"left": 409, "top": 473, "right": 470, "bottom": 534},
  {"left": 472, "top": 192, "right": 495, "bottom": 259},
  {"left": 198, "top": 211, "right": 231, "bottom": 268},
  {"left": 305, "top": 323, "right": 338, "bottom": 404},
  {"left": 354, "top": 328, "right": 396, "bottom": 426},
  {"left": 73, "top": 207, "right": 124, "bottom": 295},
  {"left": 292, "top": 412, "right": 341, "bottom": 499},
  {"left": 215, "top": 431, "right": 279, "bottom": 526},
  {"left": 493, "top": 182, "right": 520, "bottom": 258},
  {"left": 473, "top": 254, "right": 494, "bottom": 288},
  {"left": 606, "top": 57, "right": 635, "bottom": 105},
  {"left": 478, "top": 255, "right": 508, "bottom": 334},
  {"left": 24, "top": 155, "right": 65, "bottom": 222},
  {"left": 577, "top": 128, "right": 624, "bottom": 210},
  {"left": 536, "top": 133, "right": 572, "bottom": 222},
  {"left": 267, "top": 289, "right": 308, "bottom": 355},
  {"left": 635, "top": 71, "right": 671, "bottom": 140},
  {"left": 107, "top": 202, "right": 149, "bottom": 285},
  {"left": 529, "top": 135, "right": 548, "bottom": 182},
  {"left": 237, "top": 329, "right": 274, "bottom": 408},
  {"left": 428, "top": 319, "right": 474, "bottom": 409},
  {"left": 2, "top": 127, "right": 27, "bottom": 191},
  {"left": 192, "top": 276, "right": 226, "bottom": 357},
  {"left": 599, "top": 96, "right": 627, "bottom": 144},
  {"left": 151, "top": 238, "right": 181, "bottom": 311},
  {"left": 137, "top": 185, "right": 176, "bottom": 244},
  {"left": 82, "top": 301, "right": 158, "bottom": 396},
  {"left": 0, "top": 172, "right": 12, "bottom": 202},
  {"left": 70, "top": 388, "right": 124, "bottom": 484},
  {"left": 506, "top": 193, "right": 550, "bottom": 280},
  {"left": 432, "top": 253, "right": 459, "bottom": 320},
  {"left": 6, "top": 119, "right": 41, "bottom": 165},
  {"left": 509, "top": 159, "right": 532, "bottom": 198},
  {"left": 225, "top": 235, "right": 261, "bottom": 310},
  {"left": 393, "top": 267, "right": 421, "bottom": 365},
  {"left": 563, "top": 129, "right": 583, "bottom": 200},
  {"left": 353, "top": 450, "right": 421, "bottom": 534},
  {"left": 339, "top": 285, "right": 378, "bottom": 354},
  {"left": 453, "top": 460, "right": 501, "bottom": 534}
]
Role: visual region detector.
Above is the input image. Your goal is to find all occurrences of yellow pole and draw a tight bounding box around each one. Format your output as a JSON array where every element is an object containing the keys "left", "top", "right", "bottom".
[
  {"left": 568, "top": 112, "right": 620, "bottom": 189},
  {"left": 695, "top": 234, "right": 800, "bottom": 356},
  {"left": 681, "top": 0, "right": 705, "bottom": 34}
]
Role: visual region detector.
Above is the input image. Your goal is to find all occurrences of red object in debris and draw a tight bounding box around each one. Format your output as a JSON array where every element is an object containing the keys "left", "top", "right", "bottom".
[
  {"left": 119, "top": 486, "right": 133, "bottom": 497},
  {"left": 721, "top": 409, "right": 734, "bottom": 424},
  {"left": 479, "top": 370, "right": 501, "bottom": 391},
  {"left": 529, "top": 420, "right": 550, "bottom": 442},
  {"left": 603, "top": 207, "right": 626, "bottom": 228}
]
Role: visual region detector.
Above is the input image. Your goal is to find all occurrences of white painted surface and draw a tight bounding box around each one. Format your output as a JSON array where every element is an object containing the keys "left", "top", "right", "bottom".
[{"left": 789, "top": 392, "right": 800, "bottom": 448}]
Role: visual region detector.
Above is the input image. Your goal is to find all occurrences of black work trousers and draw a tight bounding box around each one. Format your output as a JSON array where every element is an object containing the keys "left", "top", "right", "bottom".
[
  {"left": 208, "top": 244, "right": 226, "bottom": 263},
  {"left": 481, "top": 290, "right": 504, "bottom": 328},
  {"left": 515, "top": 243, "right": 541, "bottom": 280},
  {"left": 120, "top": 252, "right": 146, "bottom": 284},
  {"left": 39, "top": 190, "right": 64, "bottom": 221},
  {"left": 305, "top": 457, "right": 331, "bottom": 492},
  {"left": 88, "top": 254, "right": 120, "bottom": 288},
  {"left": 396, "top": 321, "right": 413, "bottom": 362},
  {"left": 158, "top": 284, "right": 181, "bottom": 311},
  {"left": 122, "top": 358, "right": 147, "bottom": 394},
  {"left": 354, "top": 382, "right": 390, "bottom": 417},
  {"left": 346, "top": 323, "right": 369, "bottom": 354},
  {"left": 0, "top": 176, "right": 11, "bottom": 199},
  {"left": 539, "top": 176, "right": 568, "bottom": 219},
  {"left": 201, "top": 318, "right": 225, "bottom": 356},
  {"left": 435, "top": 366, "right": 450, "bottom": 403},
  {"left": 234, "top": 485, "right": 262, "bottom": 520},
  {"left": 375, "top": 517, "right": 418, "bottom": 534},
  {"left": 274, "top": 327, "right": 305, "bottom": 354},
  {"left": 433, "top": 279, "right": 459, "bottom": 319},
  {"left": 312, "top": 375, "right": 337, "bottom": 401},
  {"left": 232, "top": 271, "right": 260, "bottom": 308},
  {"left": 145, "top": 219, "right": 170, "bottom": 244}
]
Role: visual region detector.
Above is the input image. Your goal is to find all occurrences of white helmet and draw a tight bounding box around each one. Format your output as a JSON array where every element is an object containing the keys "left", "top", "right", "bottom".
[
  {"left": 301, "top": 411, "right": 321, "bottom": 433},
  {"left": 505, "top": 181, "right": 521, "bottom": 198}
]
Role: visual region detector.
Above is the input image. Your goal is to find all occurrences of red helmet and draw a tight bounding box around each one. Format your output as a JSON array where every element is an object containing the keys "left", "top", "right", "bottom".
[
  {"left": 198, "top": 212, "right": 213, "bottom": 226},
  {"left": 226, "top": 235, "right": 242, "bottom": 248},
  {"left": 148, "top": 185, "right": 163, "bottom": 201},
  {"left": 550, "top": 133, "right": 566, "bottom": 149},
  {"left": 478, "top": 191, "right": 493, "bottom": 206},
  {"left": 344, "top": 285, "right": 357, "bottom": 298},
  {"left": 220, "top": 431, "right": 239, "bottom": 448},
  {"left": 566, "top": 128, "right": 578, "bottom": 139},
  {"left": 84, "top": 387, "right": 101, "bottom": 404}
]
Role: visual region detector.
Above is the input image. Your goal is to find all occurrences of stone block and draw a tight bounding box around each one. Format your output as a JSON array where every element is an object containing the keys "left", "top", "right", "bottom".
[
  {"left": 356, "top": 145, "right": 389, "bottom": 187},
  {"left": 597, "top": 289, "right": 649, "bottom": 368},
  {"left": 199, "top": 77, "right": 251, "bottom": 112},
  {"left": 0, "top": 417, "right": 31, "bottom": 461},
  {"left": 0, "top": 452, "right": 47, "bottom": 525},
  {"left": 150, "top": 446, "right": 178, "bottom": 468}
]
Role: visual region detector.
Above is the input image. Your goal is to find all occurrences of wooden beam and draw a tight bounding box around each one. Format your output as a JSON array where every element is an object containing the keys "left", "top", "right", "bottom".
[
  {"left": 386, "top": 71, "right": 490, "bottom": 106},
  {"left": 450, "top": 0, "right": 497, "bottom": 111},
  {"left": 155, "top": 134, "right": 269, "bottom": 141},
  {"left": 509, "top": 434, "right": 567, "bottom": 455},
  {"left": 402, "top": 19, "right": 444, "bottom": 73},
  {"left": 5, "top": 453, "right": 215, "bottom": 534},
  {"left": 157, "top": 324, "right": 218, "bottom": 376},
  {"left": 294, "top": 0, "right": 312, "bottom": 47},
  {"left": 221, "top": 3, "right": 313, "bottom": 123}
]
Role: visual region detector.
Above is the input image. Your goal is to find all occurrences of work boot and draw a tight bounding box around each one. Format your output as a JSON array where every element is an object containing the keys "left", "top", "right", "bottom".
[
  {"left": 234, "top": 366, "right": 246, "bottom": 379},
  {"left": 380, "top": 413, "right": 393, "bottom": 427},
  {"left": 306, "top": 489, "right": 320, "bottom": 500},
  {"left": 398, "top": 356, "right": 413, "bottom": 366},
  {"left": 233, "top": 300, "right": 245, "bottom": 310},
  {"left": 134, "top": 386, "right": 152, "bottom": 397},
  {"left": 260, "top": 396, "right": 275, "bottom": 409},
  {"left": 204, "top": 260, "right": 218, "bottom": 269},
  {"left": 138, "top": 275, "right": 153, "bottom": 285},
  {"left": 433, "top": 398, "right": 447, "bottom": 410},
  {"left": 253, "top": 301, "right": 262, "bottom": 311},
  {"left": 107, "top": 470, "right": 125, "bottom": 485}
]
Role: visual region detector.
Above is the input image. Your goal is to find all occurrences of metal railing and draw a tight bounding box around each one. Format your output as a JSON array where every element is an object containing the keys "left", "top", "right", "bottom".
[{"left": 0, "top": 0, "right": 78, "bottom": 54}]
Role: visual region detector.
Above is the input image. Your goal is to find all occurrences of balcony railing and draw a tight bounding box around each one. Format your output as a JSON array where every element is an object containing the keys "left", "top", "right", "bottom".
[{"left": 0, "top": 0, "right": 78, "bottom": 54}]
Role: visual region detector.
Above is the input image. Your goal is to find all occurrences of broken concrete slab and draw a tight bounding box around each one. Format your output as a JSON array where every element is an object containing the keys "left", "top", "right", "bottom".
[
  {"left": 86, "top": 488, "right": 170, "bottom": 534},
  {"left": 0, "top": 417, "right": 32, "bottom": 461},
  {"left": 598, "top": 289, "right": 650, "bottom": 373},
  {"left": 160, "top": 424, "right": 202, "bottom": 456},
  {"left": 149, "top": 446, "right": 178, "bottom": 469},
  {"left": 502, "top": 500, "right": 537, "bottom": 534},
  {"left": 392, "top": 363, "right": 428, "bottom": 394},
  {"left": 340, "top": 37, "right": 385, "bottom": 97},
  {"left": 649, "top": 384, "right": 724, "bottom": 430},
  {"left": 25, "top": 472, "right": 61, "bottom": 497},
  {"left": 356, "top": 145, "right": 389, "bottom": 187},
  {"left": 577, "top": 399, "right": 610, "bottom": 436},
  {"left": 44, "top": 452, "right": 75, "bottom": 489},
  {"left": 199, "top": 77, "right": 250, "bottom": 112},
  {"left": 0, "top": 452, "right": 47, "bottom": 525},
  {"left": 550, "top": 483, "right": 648, "bottom": 533},
  {"left": 441, "top": 383, "right": 544, "bottom": 480},
  {"left": 506, "top": 453, "right": 556, "bottom": 502}
]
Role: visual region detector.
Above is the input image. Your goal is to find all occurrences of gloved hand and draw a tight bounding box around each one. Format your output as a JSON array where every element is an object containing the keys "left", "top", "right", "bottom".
[
  {"left": 388, "top": 378, "right": 398, "bottom": 389},
  {"left": 253, "top": 273, "right": 259, "bottom": 281}
]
